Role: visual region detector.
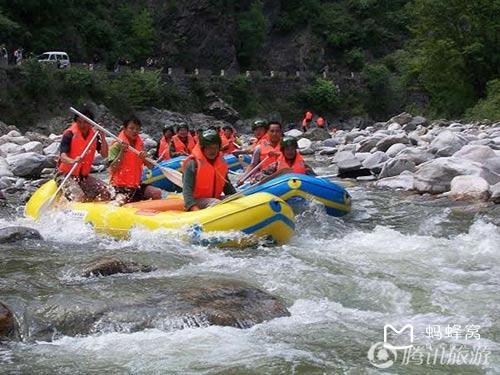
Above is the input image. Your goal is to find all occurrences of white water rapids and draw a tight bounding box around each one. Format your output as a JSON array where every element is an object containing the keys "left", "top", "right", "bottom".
[{"left": 0, "top": 184, "right": 499, "bottom": 374}]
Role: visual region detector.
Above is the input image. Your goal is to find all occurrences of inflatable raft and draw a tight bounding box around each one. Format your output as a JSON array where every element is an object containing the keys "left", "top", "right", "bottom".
[
  {"left": 237, "top": 174, "right": 351, "bottom": 217},
  {"left": 142, "top": 154, "right": 251, "bottom": 191},
  {"left": 25, "top": 180, "right": 295, "bottom": 246}
]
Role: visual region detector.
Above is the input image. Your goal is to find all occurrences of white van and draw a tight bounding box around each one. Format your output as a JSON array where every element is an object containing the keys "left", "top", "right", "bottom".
[{"left": 37, "top": 51, "right": 70, "bottom": 69}]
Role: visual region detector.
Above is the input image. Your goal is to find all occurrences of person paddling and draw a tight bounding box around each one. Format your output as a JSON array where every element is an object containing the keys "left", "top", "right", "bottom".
[
  {"left": 182, "top": 129, "right": 236, "bottom": 211},
  {"left": 108, "top": 117, "right": 162, "bottom": 205},
  {"left": 156, "top": 125, "right": 174, "bottom": 161},
  {"left": 233, "top": 119, "right": 269, "bottom": 156},
  {"left": 261, "top": 136, "right": 315, "bottom": 177},
  {"left": 170, "top": 123, "right": 196, "bottom": 157},
  {"left": 220, "top": 125, "right": 239, "bottom": 155},
  {"left": 57, "top": 107, "right": 111, "bottom": 202}
]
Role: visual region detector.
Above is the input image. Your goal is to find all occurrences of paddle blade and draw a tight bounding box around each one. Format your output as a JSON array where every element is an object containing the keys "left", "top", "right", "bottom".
[
  {"left": 24, "top": 179, "right": 59, "bottom": 219},
  {"left": 159, "top": 166, "right": 183, "bottom": 188}
]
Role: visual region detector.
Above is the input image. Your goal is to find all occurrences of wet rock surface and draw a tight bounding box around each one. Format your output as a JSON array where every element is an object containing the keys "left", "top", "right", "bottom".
[
  {"left": 0, "top": 226, "right": 42, "bottom": 243},
  {"left": 81, "top": 256, "right": 155, "bottom": 277}
]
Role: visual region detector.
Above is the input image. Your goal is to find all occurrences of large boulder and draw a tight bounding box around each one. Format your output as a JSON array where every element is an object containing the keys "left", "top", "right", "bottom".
[
  {"left": 284, "top": 129, "right": 303, "bottom": 138},
  {"left": 376, "top": 135, "right": 409, "bottom": 152},
  {"left": 362, "top": 151, "right": 388, "bottom": 172},
  {"left": 301, "top": 127, "right": 331, "bottom": 141},
  {"left": 0, "top": 302, "right": 17, "bottom": 340},
  {"left": 6, "top": 152, "right": 47, "bottom": 177},
  {"left": 0, "top": 142, "right": 23, "bottom": 155},
  {"left": 204, "top": 92, "right": 240, "bottom": 124},
  {"left": 321, "top": 138, "right": 339, "bottom": 148},
  {"left": 403, "top": 116, "right": 428, "bottom": 132},
  {"left": 43, "top": 142, "right": 60, "bottom": 156},
  {"left": 481, "top": 156, "right": 500, "bottom": 185},
  {"left": 449, "top": 176, "right": 490, "bottom": 201},
  {"left": 374, "top": 171, "right": 415, "bottom": 191},
  {"left": 429, "top": 130, "right": 468, "bottom": 156},
  {"left": 0, "top": 226, "right": 42, "bottom": 243},
  {"left": 395, "top": 148, "right": 435, "bottom": 165},
  {"left": 81, "top": 256, "right": 155, "bottom": 277},
  {"left": 452, "top": 145, "right": 496, "bottom": 163},
  {"left": 414, "top": 157, "right": 483, "bottom": 194},
  {"left": 378, "top": 158, "right": 416, "bottom": 179},
  {"left": 333, "top": 151, "right": 356, "bottom": 163},
  {"left": 357, "top": 136, "right": 384, "bottom": 153},
  {"left": 388, "top": 112, "right": 413, "bottom": 126},
  {"left": 386, "top": 143, "right": 407, "bottom": 158},
  {"left": 22, "top": 141, "right": 44, "bottom": 154}
]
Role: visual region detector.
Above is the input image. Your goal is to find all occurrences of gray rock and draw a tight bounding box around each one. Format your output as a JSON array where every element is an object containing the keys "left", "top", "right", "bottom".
[
  {"left": 0, "top": 158, "right": 12, "bottom": 177},
  {"left": 0, "top": 226, "right": 42, "bottom": 243},
  {"left": 333, "top": 151, "right": 356, "bottom": 163},
  {"left": 338, "top": 144, "right": 357, "bottom": 153},
  {"left": 337, "top": 158, "right": 362, "bottom": 174},
  {"left": 284, "top": 129, "right": 303, "bottom": 138},
  {"left": 379, "top": 157, "right": 416, "bottom": 178},
  {"left": 301, "top": 127, "right": 331, "bottom": 141},
  {"left": 429, "top": 130, "right": 468, "bottom": 156},
  {"left": 414, "top": 157, "right": 483, "bottom": 194},
  {"left": 396, "top": 148, "right": 435, "bottom": 165},
  {"left": 82, "top": 257, "right": 155, "bottom": 277},
  {"left": 452, "top": 145, "right": 496, "bottom": 163},
  {"left": 6, "top": 130, "right": 22, "bottom": 138},
  {"left": 449, "top": 176, "right": 490, "bottom": 201},
  {"left": 0, "top": 176, "right": 13, "bottom": 189},
  {"left": 2, "top": 136, "right": 30, "bottom": 146},
  {"left": 0, "top": 302, "right": 17, "bottom": 340},
  {"left": 362, "top": 151, "right": 389, "bottom": 170},
  {"left": 6, "top": 152, "right": 47, "bottom": 177},
  {"left": 374, "top": 171, "right": 415, "bottom": 191},
  {"left": 491, "top": 182, "right": 500, "bottom": 203},
  {"left": 388, "top": 112, "right": 413, "bottom": 125},
  {"left": 376, "top": 135, "right": 409, "bottom": 152},
  {"left": 345, "top": 131, "right": 368, "bottom": 143},
  {"left": 143, "top": 137, "right": 157, "bottom": 152},
  {"left": 317, "top": 147, "right": 337, "bottom": 156},
  {"left": 0, "top": 142, "right": 23, "bottom": 155},
  {"left": 321, "top": 138, "right": 339, "bottom": 148},
  {"left": 354, "top": 152, "right": 371, "bottom": 163},
  {"left": 22, "top": 141, "right": 44, "bottom": 154},
  {"left": 481, "top": 156, "right": 500, "bottom": 185},
  {"left": 356, "top": 175, "right": 376, "bottom": 182},
  {"left": 43, "top": 142, "right": 60, "bottom": 156},
  {"left": 387, "top": 122, "right": 401, "bottom": 131},
  {"left": 386, "top": 143, "right": 407, "bottom": 158},
  {"left": 403, "top": 116, "right": 428, "bottom": 132},
  {"left": 297, "top": 138, "right": 312, "bottom": 151},
  {"left": 357, "top": 136, "right": 383, "bottom": 153},
  {"left": 204, "top": 92, "right": 240, "bottom": 124}
]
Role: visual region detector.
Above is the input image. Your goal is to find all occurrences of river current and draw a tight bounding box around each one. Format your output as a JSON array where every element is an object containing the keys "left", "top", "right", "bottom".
[{"left": 0, "top": 179, "right": 499, "bottom": 374}]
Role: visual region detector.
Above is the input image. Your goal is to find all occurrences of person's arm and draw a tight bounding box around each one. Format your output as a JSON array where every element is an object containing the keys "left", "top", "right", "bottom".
[
  {"left": 182, "top": 160, "right": 198, "bottom": 211},
  {"left": 108, "top": 142, "right": 126, "bottom": 172},
  {"left": 59, "top": 132, "right": 79, "bottom": 165},
  {"left": 223, "top": 175, "right": 237, "bottom": 196},
  {"left": 98, "top": 131, "right": 108, "bottom": 158},
  {"left": 248, "top": 146, "right": 261, "bottom": 170},
  {"left": 262, "top": 161, "right": 278, "bottom": 176},
  {"left": 170, "top": 141, "right": 181, "bottom": 157},
  {"left": 305, "top": 163, "right": 316, "bottom": 176}
]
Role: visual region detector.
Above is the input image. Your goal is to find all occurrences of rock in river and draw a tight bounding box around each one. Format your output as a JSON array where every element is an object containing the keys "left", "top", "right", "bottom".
[
  {"left": 0, "top": 226, "right": 42, "bottom": 243},
  {"left": 0, "top": 302, "right": 17, "bottom": 340},
  {"left": 81, "top": 256, "right": 155, "bottom": 277}
]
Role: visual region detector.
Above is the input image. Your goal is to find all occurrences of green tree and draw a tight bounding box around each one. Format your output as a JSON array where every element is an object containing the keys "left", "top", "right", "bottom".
[
  {"left": 465, "top": 79, "right": 500, "bottom": 121},
  {"left": 302, "top": 78, "right": 340, "bottom": 113},
  {"left": 236, "top": 1, "right": 267, "bottom": 68}
]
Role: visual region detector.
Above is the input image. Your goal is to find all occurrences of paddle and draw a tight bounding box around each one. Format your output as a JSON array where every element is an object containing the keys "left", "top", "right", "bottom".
[
  {"left": 70, "top": 107, "right": 183, "bottom": 188},
  {"left": 212, "top": 167, "right": 293, "bottom": 207},
  {"left": 38, "top": 130, "right": 100, "bottom": 215},
  {"left": 237, "top": 156, "right": 270, "bottom": 186}
]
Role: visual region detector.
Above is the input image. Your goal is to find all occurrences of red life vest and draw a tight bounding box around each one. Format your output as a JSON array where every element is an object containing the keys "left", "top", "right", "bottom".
[
  {"left": 317, "top": 117, "right": 325, "bottom": 127},
  {"left": 58, "top": 122, "right": 97, "bottom": 177},
  {"left": 259, "top": 140, "right": 281, "bottom": 169},
  {"left": 221, "top": 133, "right": 236, "bottom": 155},
  {"left": 182, "top": 146, "right": 228, "bottom": 199},
  {"left": 172, "top": 134, "right": 195, "bottom": 154},
  {"left": 110, "top": 131, "right": 144, "bottom": 188},
  {"left": 277, "top": 152, "right": 306, "bottom": 174},
  {"left": 158, "top": 136, "right": 171, "bottom": 160},
  {"left": 251, "top": 133, "right": 269, "bottom": 151}
]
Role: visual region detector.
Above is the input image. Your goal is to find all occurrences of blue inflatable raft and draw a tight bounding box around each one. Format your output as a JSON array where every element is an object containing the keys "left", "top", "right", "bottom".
[{"left": 142, "top": 154, "right": 251, "bottom": 191}]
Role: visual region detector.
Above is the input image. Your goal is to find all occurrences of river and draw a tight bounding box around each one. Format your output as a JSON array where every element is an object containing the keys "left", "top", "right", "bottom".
[{"left": 1, "top": 179, "right": 499, "bottom": 374}]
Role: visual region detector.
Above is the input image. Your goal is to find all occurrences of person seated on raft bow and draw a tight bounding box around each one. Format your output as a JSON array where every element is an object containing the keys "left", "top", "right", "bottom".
[
  {"left": 108, "top": 117, "right": 162, "bottom": 205},
  {"left": 182, "top": 129, "right": 236, "bottom": 211},
  {"left": 239, "top": 121, "right": 282, "bottom": 185},
  {"left": 233, "top": 119, "right": 269, "bottom": 156},
  {"left": 169, "top": 123, "right": 196, "bottom": 157},
  {"left": 156, "top": 125, "right": 174, "bottom": 161},
  {"left": 259, "top": 136, "right": 316, "bottom": 179},
  {"left": 57, "top": 106, "right": 112, "bottom": 202}
]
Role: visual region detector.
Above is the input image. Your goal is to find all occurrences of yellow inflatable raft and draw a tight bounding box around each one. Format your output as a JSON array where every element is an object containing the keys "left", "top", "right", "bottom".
[{"left": 25, "top": 180, "right": 295, "bottom": 245}]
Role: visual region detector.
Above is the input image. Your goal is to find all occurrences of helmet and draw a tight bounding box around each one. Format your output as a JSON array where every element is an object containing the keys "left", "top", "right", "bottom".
[
  {"left": 280, "top": 136, "right": 298, "bottom": 150},
  {"left": 163, "top": 125, "right": 174, "bottom": 134},
  {"left": 199, "top": 129, "right": 221, "bottom": 148},
  {"left": 252, "top": 119, "right": 268, "bottom": 131},
  {"left": 176, "top": 122, "right": 189, "bottom": 132}
]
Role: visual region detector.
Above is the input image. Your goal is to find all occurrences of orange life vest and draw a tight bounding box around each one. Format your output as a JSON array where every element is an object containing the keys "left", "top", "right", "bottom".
[
  {"left": 182, "top": 146, "right": 228, "bottom": 199},
  {"left": 58, "top": 122, "right": 97, "bottom": 177},
  {"left": 158, "top": 136, "right": 171, "bottom": 160},
  {"left": 110, "top": 130, "right": 144, "bottom": 188},
  {"left": 316, "top": 117, "right": 325, "bottom": 127},
  {"left": 276, "top": 152, "right": 306, "bottom": 174},
  {"left": 172, "top": 134, "right": 195, "bottom": 154},
  {"left": 259, "top": 140, "right": 281, "bottom": 169},
  {"left": 221, "top": 133, "right": 236, "bottom": 155},
  {"left": 251, "top": 133, "right": 269, "bottom": 151}
]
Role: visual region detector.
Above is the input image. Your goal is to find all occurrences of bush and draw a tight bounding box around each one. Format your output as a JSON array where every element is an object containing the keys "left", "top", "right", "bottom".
[
  {"left": 301, "top": 78, "right": 340, "bottom": 113},
  {"left": 362, "top": 63, "right": 401, "bottom": 119},
  {"left": 227, "top": 75, "right": 259, "bottom": 117},
  {"left": 236, "top": 1, "right": 267, "bottom": 68},
  {"left": 345, "top": 48, "right": 365, "bottom": 71},
  {"left": 465, "top": 79, "right": 500, "bottom": 121}
]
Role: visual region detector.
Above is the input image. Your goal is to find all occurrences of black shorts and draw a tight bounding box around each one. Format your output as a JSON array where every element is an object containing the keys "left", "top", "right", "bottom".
[{"left": 113, "top": 184, "right": 148, "bottom": 203}]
